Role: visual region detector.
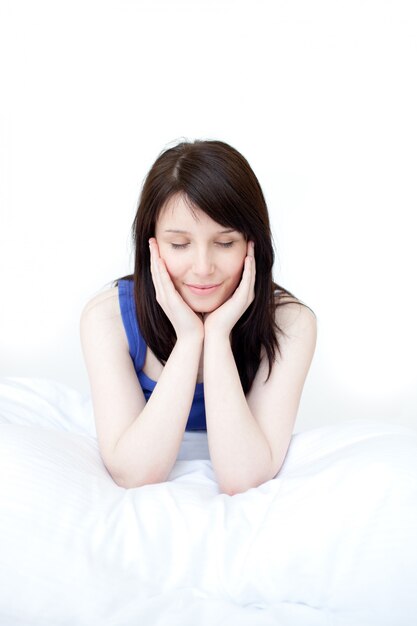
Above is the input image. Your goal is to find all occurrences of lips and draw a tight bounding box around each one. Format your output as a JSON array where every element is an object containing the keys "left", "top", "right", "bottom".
[
  {"left": 187, "top": 284, "right": 219, "bottom": 289},
  {"left": 185, "top": 283, "right": 221, "bottom": 295}
]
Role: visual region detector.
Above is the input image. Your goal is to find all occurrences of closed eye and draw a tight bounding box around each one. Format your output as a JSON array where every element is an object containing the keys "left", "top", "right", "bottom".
[{"left": 170, "top": 242, "right": 234, "bottom": 249}]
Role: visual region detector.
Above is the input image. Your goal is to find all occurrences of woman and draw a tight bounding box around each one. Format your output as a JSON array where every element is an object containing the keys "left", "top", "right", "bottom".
[{"left": 80, "top": 139, "right": 316, "bottom": 494}]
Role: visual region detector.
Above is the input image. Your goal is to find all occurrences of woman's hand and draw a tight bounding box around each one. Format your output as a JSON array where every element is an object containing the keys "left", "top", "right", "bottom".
[
  {"left": 203, "top": 241, "right": 256, "bottom": 339},
  {"left": 149, "top": 238, "right": 204, "bottom": 341}
]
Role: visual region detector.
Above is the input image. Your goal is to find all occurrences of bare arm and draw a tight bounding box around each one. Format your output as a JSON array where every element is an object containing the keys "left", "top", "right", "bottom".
[
  {"left": 80, "top": 287, "right": 203, "bottom": 489},
  {"left": 111, "top": 334, "right": 203, "bottom": 487},
  {"left": 202, "top": 241, "right": 317, "bottom": 495},
  {"left": 204, "top": 303, "right": 317, "bottom": 495}
]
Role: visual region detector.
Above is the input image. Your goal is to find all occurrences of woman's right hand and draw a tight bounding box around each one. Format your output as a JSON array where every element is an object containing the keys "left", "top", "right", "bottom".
[{"left": 149, "top": 238, "right": 204, "bottom": 342}]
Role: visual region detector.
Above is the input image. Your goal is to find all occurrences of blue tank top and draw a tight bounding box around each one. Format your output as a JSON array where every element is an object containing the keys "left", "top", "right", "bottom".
[{"left": 117, "top": 278, "right": 206, "bottom": 431}]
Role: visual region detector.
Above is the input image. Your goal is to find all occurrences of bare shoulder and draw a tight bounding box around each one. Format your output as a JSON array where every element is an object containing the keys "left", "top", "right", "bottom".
[
  {"left": 80, "top": 285, "right": 127, "bottom": 350},
  {"left": 81, "top": 286, "right": 120, "bottom": 321},
  {"left": 274, "top": 294, "right": 317, "bottom": 341}
]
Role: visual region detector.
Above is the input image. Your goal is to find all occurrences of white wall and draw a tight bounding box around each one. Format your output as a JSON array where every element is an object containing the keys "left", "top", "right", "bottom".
[{"left": 1, "top": 0, "right": 416, "bottom": 431}]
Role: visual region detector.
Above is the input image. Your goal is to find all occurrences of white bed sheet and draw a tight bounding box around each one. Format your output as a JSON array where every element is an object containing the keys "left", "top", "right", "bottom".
[{"left": 0, "top": 377, "right": 416, "bottom": 626}]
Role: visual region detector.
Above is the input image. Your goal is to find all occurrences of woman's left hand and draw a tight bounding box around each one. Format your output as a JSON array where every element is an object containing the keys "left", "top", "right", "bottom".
[{"left": 203, "top": 241, "right": 256, "bottom": 338}]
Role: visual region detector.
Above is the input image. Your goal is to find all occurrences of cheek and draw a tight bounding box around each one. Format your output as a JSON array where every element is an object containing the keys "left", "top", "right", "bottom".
[
  {"left": 158, "top": 251, "right": 184, "bottom": 282},
  {"left": 227, "top": 254, "right": 247, "bottom": 286},
  {"left": 233, "top": 251, "right": 247, "bottom": 274}
]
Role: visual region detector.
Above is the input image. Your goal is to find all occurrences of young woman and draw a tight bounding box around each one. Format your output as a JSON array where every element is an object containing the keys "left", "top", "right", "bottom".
[{"left": 80, "top": 140, "right": 317, "bottom": 495}]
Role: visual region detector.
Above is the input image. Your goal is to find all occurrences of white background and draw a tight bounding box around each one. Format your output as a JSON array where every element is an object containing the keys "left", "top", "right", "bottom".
[{"left": 1, "top": 0, "right": 416, "bottom": 431}]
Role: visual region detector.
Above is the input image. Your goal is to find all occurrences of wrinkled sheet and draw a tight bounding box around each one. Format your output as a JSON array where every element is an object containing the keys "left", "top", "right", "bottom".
[{"left": 0, "top": 377, "right": 416, "bottom": 626}]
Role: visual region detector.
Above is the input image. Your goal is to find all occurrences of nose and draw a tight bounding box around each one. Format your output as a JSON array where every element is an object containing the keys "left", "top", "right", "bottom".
[{"left": 192, "top": 247, "right": 215, "bottom": 276}]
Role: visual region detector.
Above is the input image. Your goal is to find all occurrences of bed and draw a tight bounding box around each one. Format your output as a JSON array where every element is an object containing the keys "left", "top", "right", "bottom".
[{"left": 1, "top": 376, "right": 416, "bottom": 625}]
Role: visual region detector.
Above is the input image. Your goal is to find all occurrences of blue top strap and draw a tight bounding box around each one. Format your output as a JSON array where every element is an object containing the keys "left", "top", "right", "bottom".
[{"left": 117, "top": 279, "right": 206, "bottom": 431}]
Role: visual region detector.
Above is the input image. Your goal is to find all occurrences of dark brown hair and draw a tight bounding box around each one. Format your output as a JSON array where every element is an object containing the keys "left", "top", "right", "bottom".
[{"left": 116, "top": 139, "right": 296, "bottom": 393}]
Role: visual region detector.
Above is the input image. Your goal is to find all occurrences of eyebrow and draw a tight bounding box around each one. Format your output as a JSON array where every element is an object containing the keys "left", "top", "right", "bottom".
[{"left": 163, "top": 228, "right": 237, "bottom": 234}]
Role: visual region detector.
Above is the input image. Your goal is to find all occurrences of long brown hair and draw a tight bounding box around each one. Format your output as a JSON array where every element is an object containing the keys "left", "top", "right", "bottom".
[{"left": 116, "top": 139, "right": 296, "bottom": 393}]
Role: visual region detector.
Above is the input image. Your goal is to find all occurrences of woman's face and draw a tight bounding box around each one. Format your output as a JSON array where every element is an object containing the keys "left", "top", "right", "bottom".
[{"left": 154, "top": 194, "right": 248, "bottom": 313}]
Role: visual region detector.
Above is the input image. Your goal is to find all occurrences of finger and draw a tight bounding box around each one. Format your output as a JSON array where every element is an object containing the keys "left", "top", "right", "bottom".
[
  {"left": 234, "top": 256, "right": 253, "bottom": 308},
  {"left": 149, "top": 238, "right": 165, "bottom": 277},
  {"left": 149, "top": 237, "right": 160, "bottom": 257},
  {"left": 244, "top": 255, "right": 255, "bottom": 290},
  {"left": 156, "top": 256, "right": 176, "bottom": 293},
  {"left": 249, "top": 266, "right": 256, "bottom": 304},
  {"left": 149, "top": 239, "right": 159, "bottom": 282},
  {"left": 149, "top": 239, "right": 164, "bottom": 300},
  {"left": 149, "top": 240, "right": 178, "bottom": 306},
  {"left": 149, "top": 238, "right": 161, "bottom": 271},
  {"left": 244, "top": 243, "right": 255, "bottom": 282},
  {"left": 249, "top": 242, "right": 256, "bottom": 296},
  {"left": 241, "top": 246, "right": 256, "bottom": 304},
  {"left": 247, "top": 239, "right": 255, "bottom": 258}
]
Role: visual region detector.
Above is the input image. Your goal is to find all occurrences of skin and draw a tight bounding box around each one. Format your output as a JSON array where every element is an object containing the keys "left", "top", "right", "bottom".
[
  {"left": 80, "top": 193, "right": 317, "bottom": 494},
  {"left": 146, "top": 197, "right": 280, "bottom": 495},
  {"left": 151, "top": 193, "right": 256, "bottom": 342}
]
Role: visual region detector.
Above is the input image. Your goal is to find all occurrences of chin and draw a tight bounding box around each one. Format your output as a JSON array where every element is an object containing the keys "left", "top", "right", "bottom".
[{"left": 187, "top": 301, "right": 219, "bottom": 314}]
